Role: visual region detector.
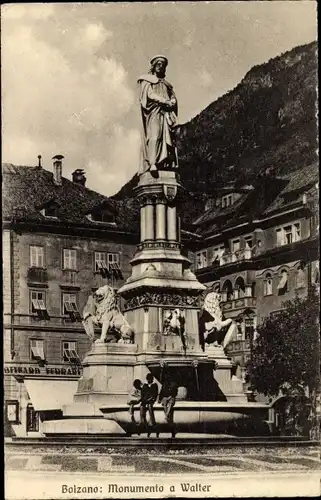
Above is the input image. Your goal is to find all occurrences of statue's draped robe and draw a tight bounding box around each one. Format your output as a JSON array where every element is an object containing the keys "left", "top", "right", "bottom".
[{"left": 138, "top": 74, "right": 178, "bottom": 174}]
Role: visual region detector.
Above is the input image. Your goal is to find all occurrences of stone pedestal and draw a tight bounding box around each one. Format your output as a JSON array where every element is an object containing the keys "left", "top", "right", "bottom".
[
  {"left": 74, "top": 343, "right": 138, "bottom": 405},
  {"left": 205, "top": 345, "right": 247, "bottom": 402},
  {"left": 118, "top": 170, "right": 206, "bottom": 361}
]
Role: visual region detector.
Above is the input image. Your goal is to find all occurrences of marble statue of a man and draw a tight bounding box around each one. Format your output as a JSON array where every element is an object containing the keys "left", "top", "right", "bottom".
[{"left": 138, "top": 55, "right": 178, "bottom": 175}]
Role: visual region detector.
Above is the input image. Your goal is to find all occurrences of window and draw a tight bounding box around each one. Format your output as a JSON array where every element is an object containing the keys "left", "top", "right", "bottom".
[
  {"left": 293, "top": 223, "right": 301, "bottom": 241},
  {"left": 196, "top": 251, "right": 207, "bottom": 269},
  {"left": 284, "top": 226, "right": 292, "bottom": 245},
  {"left": 212, "top": 245, "right": 225, "bottom": 264},
  {"left": 222, "top": 194, "right": 233, "bottom": 208},
  {"left": 30, "top": 246, "right": 44, "bottom": 268},
  {"left": 63, "top": 249, "right": 77, "bottom": 270},
  {"left": 277, "top": 270, "right": 288, "bottom": 295},
  {"left": 222, "top": 280, "right": 233, "bottom": 301},
  {"left": 30, "top": 339, "right": 45, "bottom": 361},
  {"left": 234, "top": 277, "right": 245, "bottom": 299},
  {"left": 244, "top": 236, "right": 253, "bottom": 249},
  {"left": 276, "top": 228, "right": 284, "bottom": 246},
  {"left": 295, "top": 263, "right": 306, "bottom": 289},
  {"left": 94, "top": 252, "right": 122, "bottom": 279},
  {"left": 29, "top": 290, "right": 50, "bottom": 320},
  {"left": 90, "top": 210, "right": 115, "bottom": 223},
  {"left": 26, "top": 404, "right": 39, "bottom": 432},
  {"left": 6, "top": 401, "right": 19, "bottom": 424},
  {"left": 107, "top": 252, "right": 119, "bottom": 268},
  {"left": 44, "top": 205, "right": 57, "bottom": 217},
  {"left": 107, "top": 253, "right": 123, "bottom": 279},
  {"left": 62, "top": 341, "right": 80, "bottom": 363},
  {"left": 94, "top": 251, "right": 110, "bottom": 278},
  {"left": 95, "top": 251, "right": 107, "bottom": 272},
  {"left": 314, "top": 262, "right": 319, "bottom": 285},
  {"left": 62, "top": 293, "right": 81, "bottom": 321},
  {"left": 263, "top": 273, "right": 273, "bottom": 296},
  {"left": 232, "top": 239, "right": 240, "bottom": 253},
  {"left": 276, "top": 223, "right": 301, "bottom": 247},
  {"left": 245, "top": 317, "right": 255, "bottom": 341}
]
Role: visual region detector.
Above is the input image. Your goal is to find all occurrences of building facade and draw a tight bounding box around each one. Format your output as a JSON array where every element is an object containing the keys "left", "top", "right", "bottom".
[
  {"left": 192, "top": 164, "right": 319, "bottom": 382},
  {"left": 3, "top": 160, "right": 139, "bottom": 437}
]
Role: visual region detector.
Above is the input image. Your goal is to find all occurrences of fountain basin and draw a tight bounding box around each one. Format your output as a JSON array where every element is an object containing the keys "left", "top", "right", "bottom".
[{"left": 100, "top": 401, "right": 271, "bottom": 436}]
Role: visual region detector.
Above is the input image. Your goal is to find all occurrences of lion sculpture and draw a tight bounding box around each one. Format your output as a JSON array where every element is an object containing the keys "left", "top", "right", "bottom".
[
  {"left": 199, "top": 291, "right": 237, "bottom": 349},
  {"left": 82, "top": 285, "right": 134, "bottom": 344}
]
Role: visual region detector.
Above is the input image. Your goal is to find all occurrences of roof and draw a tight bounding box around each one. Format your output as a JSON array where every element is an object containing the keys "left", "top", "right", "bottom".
[
  {"left": 264, "top": 163, "right": 319, "bottom": 214},
  {"left": 193, "top": 192, "right": 248, "bottom": 226},
  {"left": 2, "top": 163, "right": 139, "bottom": 233}
]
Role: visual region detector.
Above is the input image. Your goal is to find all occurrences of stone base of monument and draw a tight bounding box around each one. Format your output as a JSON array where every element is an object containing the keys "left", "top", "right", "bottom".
[
  {"left": 99, "top": 402, "right": 271, "bottom": 437},
  {"left": 73, "top": 342, "right": 138, "bottom": 405},
  {"left": 42, "top": 416, "right": 124, "bottom": 436},
  {"left": 40, "top": 342, "right": 270, "bottom": 437}
]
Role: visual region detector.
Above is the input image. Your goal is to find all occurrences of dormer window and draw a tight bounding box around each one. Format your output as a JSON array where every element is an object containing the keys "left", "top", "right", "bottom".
[
  {"left": 91, "top": 210, "right": 115, "bottom": 223},
  {"left": 40, "top": 201, "right": 59, "bottom": 218},
  {"left": 222, "top": 194, "right": 233, "bottom": 208},
  {"left": 87, "top": 200, "right": 118, "bottom": 224}
]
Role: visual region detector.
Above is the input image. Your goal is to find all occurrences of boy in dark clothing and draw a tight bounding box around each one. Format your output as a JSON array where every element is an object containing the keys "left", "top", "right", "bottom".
[
  {"left": 140, "top": 373, "right": 158, "bottom": 428},
  {"left": 127, "top": 379, "right": 142, "bottom": 424},
  {"left": 159, "top": 379, "right": 178, "bottom": 437}
]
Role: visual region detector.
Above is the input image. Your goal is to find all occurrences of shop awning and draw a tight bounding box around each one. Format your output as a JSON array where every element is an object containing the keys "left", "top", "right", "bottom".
[{"left": 24, "top": 379, "right": 78, "bottom": 411}]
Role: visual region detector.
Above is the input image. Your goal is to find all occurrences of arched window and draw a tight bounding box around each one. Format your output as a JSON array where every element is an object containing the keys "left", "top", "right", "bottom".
[
  {"left": 244, "top": 311, "right": 256, "bottom": 341},
  {"left": 263, "top": 273, "right": 273, "bottom": 296},
  {"left": 222, "top": 280, "right": 233, "bottom": 301},
  {"left": 234, "top": 277, "right": 245, "bottom": 299},
  {"left": 295, "top": 262, "right": 306, "bottom": 289},
  {"left": 277, "top": 269, "right": 288, "bottom": 295},
  {"left": 212, "top": 283, "right": 220, "bottom": 294}
]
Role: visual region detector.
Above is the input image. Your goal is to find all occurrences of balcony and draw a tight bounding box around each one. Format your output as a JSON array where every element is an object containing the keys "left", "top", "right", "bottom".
[
  {"left": 222, "top": 296, "right": 256, "bottom": 311},
  {"left": 220, "top": 248, "right": 253, "bottom": 266},
  {"left": 226, "top": 339, "right": 251, "bottom": 354},
  {"left": 27, "top": 267, "right": 48, "bottom": 284}
]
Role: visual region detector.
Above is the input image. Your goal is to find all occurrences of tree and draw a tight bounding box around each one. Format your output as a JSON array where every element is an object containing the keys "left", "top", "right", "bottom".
[{"left": 246, "top": 288, "right": 320, "bottom": 437}]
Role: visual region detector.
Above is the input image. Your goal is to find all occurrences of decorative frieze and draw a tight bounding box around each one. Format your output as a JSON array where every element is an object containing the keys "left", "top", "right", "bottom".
[
  {"left": 137, "top": 241, "right": 181, "bottom": 251},
  {"left": 124, "top": 290, "right": 200, "bottom": 310}
]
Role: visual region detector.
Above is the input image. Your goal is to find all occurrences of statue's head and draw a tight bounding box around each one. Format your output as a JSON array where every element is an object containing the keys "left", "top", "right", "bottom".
[
  {"left": 94, "top": 285, "right": 117, "bottom": 312},
  {"left": 203, "top": 291, "right": 221, "bottom": 315},
  {"left": 150, "top": 55, "right": 168, "bottom": 78}
]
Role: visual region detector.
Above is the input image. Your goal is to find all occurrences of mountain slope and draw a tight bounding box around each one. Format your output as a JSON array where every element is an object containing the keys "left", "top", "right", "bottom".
[{"left": 114, "top": 41, "right": 317, "bottom": 220}]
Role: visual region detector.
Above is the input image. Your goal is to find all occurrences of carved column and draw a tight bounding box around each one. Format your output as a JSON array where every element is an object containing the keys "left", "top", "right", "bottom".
[
  {"left": 156, "top": 201, "right": 166, "bottom": 240},
  {"left": 167, "top": 205, "right": 177, "bottom": 241},
  {"left": 145, "top": 200, "right": 154, "bottom": 240},
  {"left": 140, "top": 204, "right": 146, "bottom": 242}
]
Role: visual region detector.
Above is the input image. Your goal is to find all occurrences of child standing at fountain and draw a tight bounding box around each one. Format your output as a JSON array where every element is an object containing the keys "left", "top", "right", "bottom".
[
  {"left": 141, "top": 374, "right": 158, "bottom": 432},
  {"left": 127, "top": 379, "right": 143, "bottom": 424},
  {"left": 159, "top": 378, "right": 178, "bottom": 438}
]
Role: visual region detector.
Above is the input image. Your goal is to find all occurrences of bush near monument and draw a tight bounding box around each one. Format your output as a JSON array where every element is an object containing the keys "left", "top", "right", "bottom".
[{"left": 246, "top": 288, "right": 320, "bottom": 437}]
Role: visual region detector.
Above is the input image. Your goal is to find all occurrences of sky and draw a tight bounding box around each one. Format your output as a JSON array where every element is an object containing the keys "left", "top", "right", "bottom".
[{"left": 1, "top": 2, "right": 317, "bottom": 196}]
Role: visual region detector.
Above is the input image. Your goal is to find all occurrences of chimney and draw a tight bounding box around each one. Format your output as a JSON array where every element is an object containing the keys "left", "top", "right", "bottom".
[
  {"left": 52, "top": 155, "right": 64, "bottom": 186},
  {"left": 38, "top": 155, "right": 42, "bottom": 168},
  {"left": 72, "top": 169, "right": 86, "bottom": 187}
]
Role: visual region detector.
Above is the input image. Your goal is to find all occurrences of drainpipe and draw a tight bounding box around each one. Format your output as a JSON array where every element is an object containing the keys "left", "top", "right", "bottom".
[{"left": 10, "top": 229, "right": 15, "bottom": 358}]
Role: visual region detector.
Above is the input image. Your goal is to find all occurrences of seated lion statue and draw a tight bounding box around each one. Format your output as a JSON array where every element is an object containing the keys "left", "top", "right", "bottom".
[
  {"left": 199, "top": 291, "right": 237, "bottom": 349},
  {"left": 82, "top": 285, "right": 134, "bottom": 344}
]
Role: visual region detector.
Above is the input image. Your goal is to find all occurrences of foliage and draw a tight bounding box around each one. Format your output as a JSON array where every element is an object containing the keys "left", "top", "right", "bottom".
[{"left": 246, "top": 289, "right": 320, "bottom": 399}]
